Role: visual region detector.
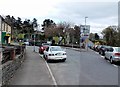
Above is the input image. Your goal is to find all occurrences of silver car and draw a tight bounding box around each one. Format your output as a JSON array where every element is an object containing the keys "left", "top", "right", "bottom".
[{"left": 105, "top": 47, "right": 120, "bottom": 63}]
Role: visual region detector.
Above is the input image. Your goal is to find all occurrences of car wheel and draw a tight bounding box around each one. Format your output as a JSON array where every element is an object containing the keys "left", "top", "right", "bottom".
[
  {"left": 46, "top": 59, "right": 50, "bottom": 62},
  {"left": 99, "top": 51, "right": 102, "bottom": 55},
  {"left": 39, "top": 51, "right": 42, "bottom": 54},
  {"left": 99, "top": 51, "right": 101, "bottom": 54},
  {"left": 110, "top": 57, "right": 113, "bottom": 64},
  {"left": 104, "top": 56, "right": 108, "bottom": 60},
  {"left": 43, "top": 55, "right": 45, "bottom": 58},
  {"left": 101, "top": 51, "right": 104, "bottom": 56},
  {"left": 103, "top": 52, "right": 105, "bottom": 56},
  {"left": 44, "top": 55, "right": 49, "bottom": 62},
  {"left": 62, "top": 59, "right": 66, "bottom": 62}
]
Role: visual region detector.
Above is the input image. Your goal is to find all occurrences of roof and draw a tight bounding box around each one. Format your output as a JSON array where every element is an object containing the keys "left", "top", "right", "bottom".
[
  {"left": 0, "top": 15, "right": 11, "bottom": 26},
  {"left": 0, "top": 15, "right": 4, "bottom": 20}
]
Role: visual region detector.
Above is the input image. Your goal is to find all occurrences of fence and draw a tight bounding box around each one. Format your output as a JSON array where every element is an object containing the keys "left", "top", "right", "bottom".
[
  {"left": 2, "top": 45, "right": 25, "bottom": 64},
  {"left": 1, "top": 45, "right": 26, "bottom": 86}
]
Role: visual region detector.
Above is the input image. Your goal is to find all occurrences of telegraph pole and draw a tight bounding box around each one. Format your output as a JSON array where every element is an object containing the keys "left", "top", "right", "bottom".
[{"left": 85, "top": 16, "right": 88, "bottom": 51}]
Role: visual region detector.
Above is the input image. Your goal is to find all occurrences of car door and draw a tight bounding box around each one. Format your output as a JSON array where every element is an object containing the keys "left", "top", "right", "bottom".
[
  {"left": 106, "top": 48, "right": 114, "bottom": 60},
  {"left": 44, "top": 47, "right": 49, "bottom": 56},
  {"left": 105, "top": 48, "right": 109, "bottom": 59}
]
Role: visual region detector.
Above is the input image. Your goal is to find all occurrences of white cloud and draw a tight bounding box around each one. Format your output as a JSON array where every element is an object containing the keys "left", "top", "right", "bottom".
[
  {"left": 0, "top": 0, "right": 119, "bottom": 33},
  {"left": 0, "top": 0, "right": 59, "bottom": 17}
]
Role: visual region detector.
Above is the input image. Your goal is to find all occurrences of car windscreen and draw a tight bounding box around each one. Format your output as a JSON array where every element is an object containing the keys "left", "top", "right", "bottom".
[{"left": 50, "top": 47, "right": 63, "bottom": 51}]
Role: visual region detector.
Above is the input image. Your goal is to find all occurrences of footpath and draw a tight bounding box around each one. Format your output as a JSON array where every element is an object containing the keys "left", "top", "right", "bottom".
[{"left": 9, "top": 46, "right": 54, "bottom": 85}]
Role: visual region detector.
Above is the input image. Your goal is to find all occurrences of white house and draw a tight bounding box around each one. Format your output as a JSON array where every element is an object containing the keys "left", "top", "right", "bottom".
[
  {"left": 0, "top": 16, "right": 2, "bottom": 45},
  {"left": 0, "top": 15, "right": 12, "bottom": 44}
]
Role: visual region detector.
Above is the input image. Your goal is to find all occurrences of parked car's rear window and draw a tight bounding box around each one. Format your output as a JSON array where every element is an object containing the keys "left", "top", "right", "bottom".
[
  {"left": 50, "top": 46, "right": 63, "bottom": 51},
  {"left": 42, "top": 43, "right": 51, "bottom": 46},
  {"left": 115, "top": 48, "right": 120, "bottom": 52}
]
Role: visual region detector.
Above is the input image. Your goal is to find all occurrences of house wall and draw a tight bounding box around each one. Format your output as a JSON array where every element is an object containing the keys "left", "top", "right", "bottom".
[
  {"left": 6, "top": 24, "right": 11, "bottom": 43},
  {"left": 0, "top": 17, "right": 1, "bottom": 45},
  {"left": 0, "top": 16, "right": 12, "bottom": 44}
]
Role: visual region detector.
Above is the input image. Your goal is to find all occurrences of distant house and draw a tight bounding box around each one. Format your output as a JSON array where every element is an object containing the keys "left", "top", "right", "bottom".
[{"left": 0, "top": 15, "right": 11, "bottom": 44}]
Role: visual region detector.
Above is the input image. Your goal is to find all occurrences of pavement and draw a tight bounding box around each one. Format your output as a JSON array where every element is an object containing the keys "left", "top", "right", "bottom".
[{"left": 9, "top": 46, "right": 54, "bottom": 85}]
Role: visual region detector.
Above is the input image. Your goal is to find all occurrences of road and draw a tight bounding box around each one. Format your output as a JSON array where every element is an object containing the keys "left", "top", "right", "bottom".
[
  {"left": 47, "top": 48, "right": 118, "bottom": 85},
  {"left": 9, "top": 46, "right": 118, "bottom": 85}
]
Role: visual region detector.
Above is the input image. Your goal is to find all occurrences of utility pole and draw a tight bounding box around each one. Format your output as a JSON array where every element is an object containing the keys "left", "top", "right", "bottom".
[
  {"left": 33, "top": 24, "right": 36, "bottom": 52},
  {"left": 33, "top": 33, "right": 35, "bottom": 52},
  {"left": 85, "top": 16, "right": 88, "bottom": 51},
  {"left": 79, "top": 25, "right": 81, "bottom": 51}
]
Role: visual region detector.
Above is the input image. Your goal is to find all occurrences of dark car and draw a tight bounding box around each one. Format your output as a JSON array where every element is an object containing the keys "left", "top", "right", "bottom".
[
  {"left": 39, "top": 43, "right": 51, "bottom": 54},
  {"left": 92, "top": 45, "right": 98, "bottom": 51},
  {"left": 96, "top": 45, "right": 102, "bottom": 52},
  {"left": 99, "top": 45, "right": 112, "bottom": 56}
]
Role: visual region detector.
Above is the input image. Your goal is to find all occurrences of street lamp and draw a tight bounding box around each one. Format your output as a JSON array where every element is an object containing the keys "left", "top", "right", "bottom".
[
  {"left": 33, "top": 33, "right": 35, "bottom": 52},
  {"left": 85, "top": 17, "right": 88, "bottom": 27},
  {"left": 85, "top": 16, "right": 88, "bottom": 51},
  {"left": 63, "top": 29, "right": 65, "bottom": 45},
  {"left": 33, "top": 24, "right": 37, "bottom": 52},
  {"left": 72, "top": 28, "right": 75, "bottom": 48}
]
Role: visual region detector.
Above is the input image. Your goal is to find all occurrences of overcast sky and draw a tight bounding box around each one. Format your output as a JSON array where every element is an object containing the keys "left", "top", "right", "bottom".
[{"left": 0, "top": 0, "right": 119, "bottom": 35}]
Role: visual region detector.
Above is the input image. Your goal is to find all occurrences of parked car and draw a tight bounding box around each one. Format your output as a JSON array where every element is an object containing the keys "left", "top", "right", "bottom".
[
  {"left": 105, "top": 47, "right": 120, "bottom": 63},
  {"left": 95, "top": 45, "right": 102, "bottom": 52},
  {"left": 99, "top": 45, "right": 112, "bottom": 56},
  {"left": 24, "top": 41, "right": 29, "bottom": 46},
  {"left": 92, "top": 45, "right": 98, "bottom": 51},
  {"left": 43, "top": 46, "right": 67, "bottom": 62},
  {"left": 39, "top": 43, "right": 51, "bottom": 54}
]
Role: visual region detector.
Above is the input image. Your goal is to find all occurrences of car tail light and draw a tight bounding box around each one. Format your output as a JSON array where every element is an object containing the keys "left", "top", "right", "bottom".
[
  {"left": 63, "top": 53, "right": 66, "bottom": 55},
  {"left": 49, "top": 54, "right": 54, "bottom": 56},
  {"left": 114, "top": 53, "right": 120, "bottom": 56},
  {"left": 41, "top": 47, "right": 44, "bottom": 49}
]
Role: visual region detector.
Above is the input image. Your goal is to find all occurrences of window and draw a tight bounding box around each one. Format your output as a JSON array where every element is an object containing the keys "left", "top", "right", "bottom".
[
  {"left": 46, "top": 47, "right": 49, "bottom": 51},
  {"left": 50, "top": 46, "right": 63, "bottom": 51},
  {"left": 107, "top": 48, "right": 113, "bottom": 52},
  {"left": 115, "top": 48, "right": 120, "bottom": 52}
]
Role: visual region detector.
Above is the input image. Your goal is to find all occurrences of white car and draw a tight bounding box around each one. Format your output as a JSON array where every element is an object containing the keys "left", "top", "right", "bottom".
[
  {"left": 105, "top": 47, "right": 120, "bottom": 63},
  {"left": 43, "top": 46, "right": 67, "bottom": 62},
  {"left": 24, "top": 42, "right": 29, "bottom": 46}
]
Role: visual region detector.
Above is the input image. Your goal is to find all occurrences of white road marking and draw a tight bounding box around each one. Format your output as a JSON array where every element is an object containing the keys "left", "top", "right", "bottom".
[
  {"left": 105, "top": 59, "right": 118, "bottom": 68},
  {"left": 39, "top": 54, "right": 58, "bottom": 86},
  {"left": 101, "top": 56, "right": 104, "bottom": 59},
  {"left": 94, "top": 51, "right": 119, "bottom": 68},
  {"left": 95, "top": 52, "right": 99, "bottom": 54},
  {"left": 113, "top": 64, "right": 118, "bottom": 68}
]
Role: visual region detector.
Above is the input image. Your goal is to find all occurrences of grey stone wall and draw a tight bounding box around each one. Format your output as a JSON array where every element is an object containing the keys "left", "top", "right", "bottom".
[{"left": 2, "top": 49, "right": 25, "bottom": 86}]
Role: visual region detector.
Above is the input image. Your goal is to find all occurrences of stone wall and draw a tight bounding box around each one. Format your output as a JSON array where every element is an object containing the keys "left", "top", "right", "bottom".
[{"left": 1, "top": 46, "right": 25, "bottom": 86}]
